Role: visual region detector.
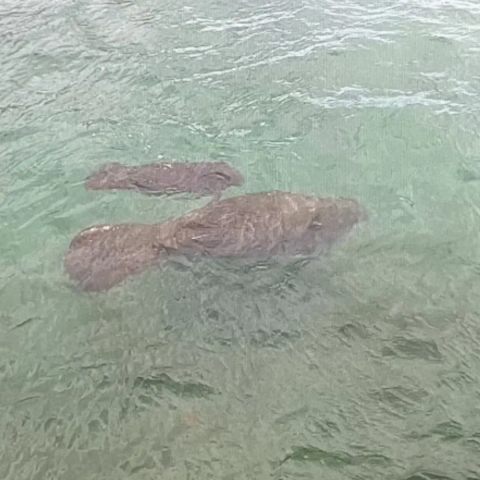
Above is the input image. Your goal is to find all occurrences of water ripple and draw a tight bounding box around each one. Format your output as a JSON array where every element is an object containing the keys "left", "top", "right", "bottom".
[{"left": 2, "top": 0, "right": 480, "bottom": 479}]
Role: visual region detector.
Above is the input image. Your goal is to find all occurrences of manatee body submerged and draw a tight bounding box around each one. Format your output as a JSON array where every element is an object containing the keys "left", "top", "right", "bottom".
[
  {"left": 64, "top": 191, "right": 367, "bottom": 292},
  {"left": 85, "top": 161, "right": 244, "bottom": 195}
]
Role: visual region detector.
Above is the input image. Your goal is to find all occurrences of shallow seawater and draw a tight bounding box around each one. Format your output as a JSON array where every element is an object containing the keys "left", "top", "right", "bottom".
[{"left": 2, "top": 0, "right": 480, "bottom": 478}]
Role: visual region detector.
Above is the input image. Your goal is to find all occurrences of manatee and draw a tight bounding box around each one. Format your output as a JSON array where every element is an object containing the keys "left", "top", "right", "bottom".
[
  {"left": 85, "top": 161, "right": 244, "bottom": 196},
  {"left": 64, "top": 191, "right": 367, "bottom": 292}
]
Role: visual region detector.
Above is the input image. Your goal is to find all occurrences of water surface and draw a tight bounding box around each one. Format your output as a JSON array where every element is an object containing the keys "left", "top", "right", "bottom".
[{"left": 2, "top": 0, "right": 480, "bottom": 479}]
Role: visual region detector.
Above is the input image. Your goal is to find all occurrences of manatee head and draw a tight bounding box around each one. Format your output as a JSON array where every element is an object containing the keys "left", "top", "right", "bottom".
[
  {"left": 199, "top": 162, "right": 245, "bottom": 193},
  {"left": 311, "top": 197, "right": 368, "bottom": 246}
]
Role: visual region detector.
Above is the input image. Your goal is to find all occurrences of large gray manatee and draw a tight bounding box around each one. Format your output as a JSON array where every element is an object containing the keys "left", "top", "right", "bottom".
[{"left": 64, "top": 191, "right": 367, "bottom": 292}]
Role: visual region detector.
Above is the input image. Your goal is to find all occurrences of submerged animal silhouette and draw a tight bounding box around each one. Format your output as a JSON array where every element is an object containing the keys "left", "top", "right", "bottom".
[
  {"left": 85, "top": 161, "right": 244, "bottom": 195},
  {"left": 64, "top": 191, "right": 367, "bottom": 292}
]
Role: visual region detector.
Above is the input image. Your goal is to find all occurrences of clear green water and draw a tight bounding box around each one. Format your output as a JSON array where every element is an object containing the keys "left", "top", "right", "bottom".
[{"left": 2, "top": 0, "right": 480, "bottom": 478}]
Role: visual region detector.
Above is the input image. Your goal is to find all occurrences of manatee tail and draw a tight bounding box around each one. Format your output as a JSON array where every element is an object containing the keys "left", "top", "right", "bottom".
[{"left": 64, "top": 223, "right": 166, "bottom": 292}]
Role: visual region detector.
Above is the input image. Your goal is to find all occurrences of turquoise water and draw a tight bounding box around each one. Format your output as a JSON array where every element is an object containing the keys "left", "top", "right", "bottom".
[{"left": 2, "top": 0, "right": 480, "bottom": 478}]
